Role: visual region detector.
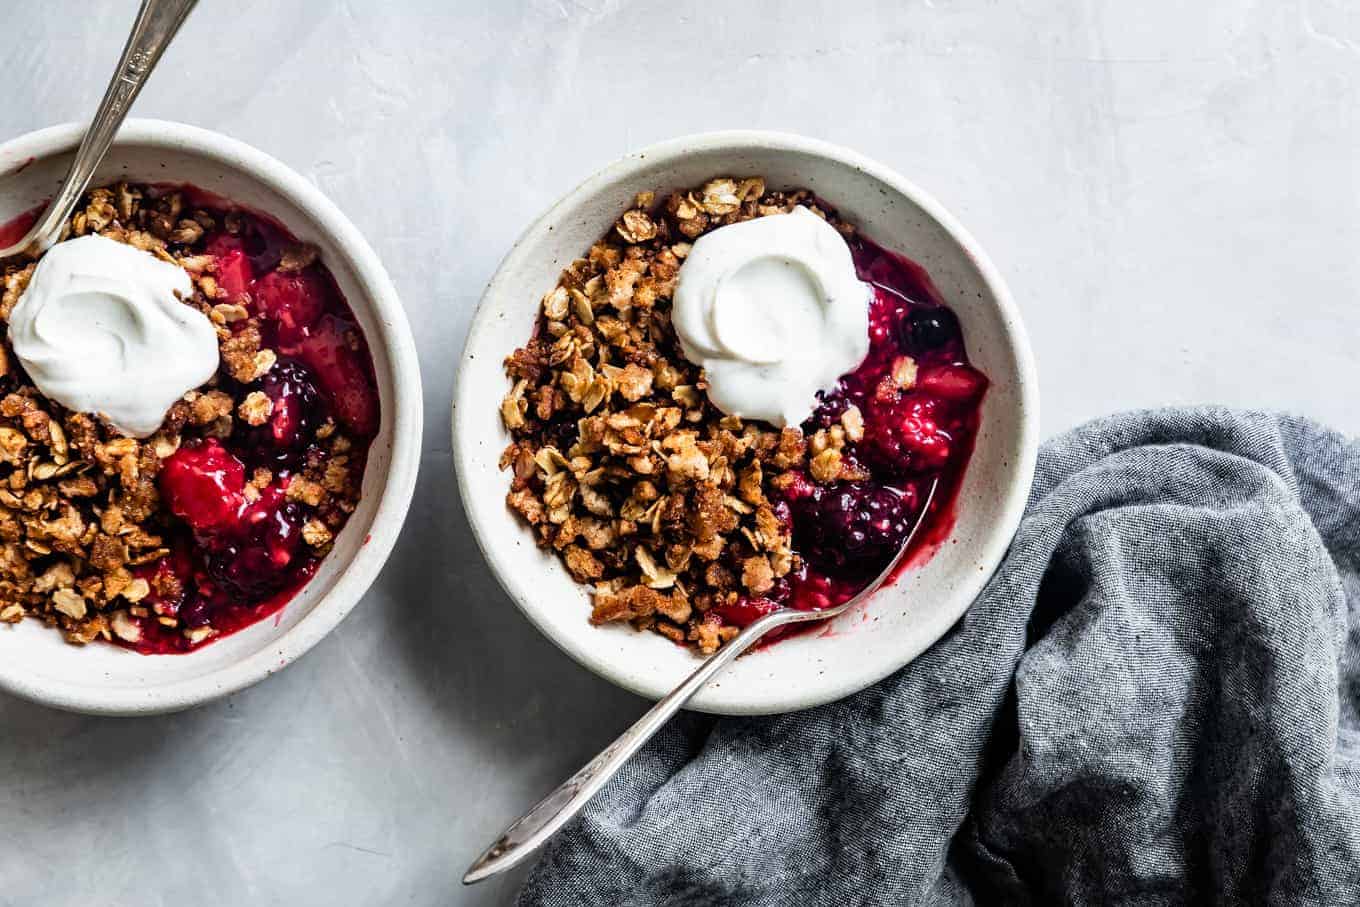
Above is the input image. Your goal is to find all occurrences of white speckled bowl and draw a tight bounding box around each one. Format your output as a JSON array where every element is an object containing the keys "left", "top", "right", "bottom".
[
  {"left": 454, "top": 131, "right": 1037, "bottom": 715},
  {"left": 0, "top": 120, "right": 422, "bottom": 716}
]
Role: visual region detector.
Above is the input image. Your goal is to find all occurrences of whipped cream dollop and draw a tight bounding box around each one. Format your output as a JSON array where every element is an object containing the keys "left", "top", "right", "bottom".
[
  {"left": 9, "top": 234, "right": 220, "bottom": 437},
  {"left": 671, "top": 206, "right": 871, "bottom": 427}
]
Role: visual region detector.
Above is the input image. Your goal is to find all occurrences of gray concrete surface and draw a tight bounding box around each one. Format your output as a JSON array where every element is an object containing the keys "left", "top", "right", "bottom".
[{"left": 2, "top": 1, "right": 1358, "bottom": 904}]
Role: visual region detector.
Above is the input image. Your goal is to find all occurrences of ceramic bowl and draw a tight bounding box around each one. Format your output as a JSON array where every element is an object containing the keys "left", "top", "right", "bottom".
[
  {"left": 0, "top": 120, "right": 422, "bottom": 716},
  {"left": 455, "top": 130, "right": 1037, "bottom": 715}
]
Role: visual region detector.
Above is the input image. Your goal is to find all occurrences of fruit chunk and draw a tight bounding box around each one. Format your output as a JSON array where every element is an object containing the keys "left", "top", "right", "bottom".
[
  {"left": 203, "top": 486, "right": 306, "bottom": 598},
  {"left": 204, "top": 234, "right": 253, "bottom": 302},
  {"left": 158, "top": 440, "right": 246, "bottom": 533},
  {"left": 252, "top": 268, "right": 328, "bottom": 342},
  {"left": 916, "top": 364, "right": 988, "bottom": 402},
  {"left": 788, "top": 568, "right": 835, "bottom": 612},
  {"left": 713, "top": 596, "right": 781, "bottom": 628},
  {"left": 289, "top": 314, "right": 378, "bottom": 435}
]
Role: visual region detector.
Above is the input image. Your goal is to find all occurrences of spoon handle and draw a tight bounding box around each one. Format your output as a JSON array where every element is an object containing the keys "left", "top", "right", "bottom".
[
  {"left": 10, "top": 0, "right": 197, "bottom": 256},
  {"left": 463, "top": 480, "right": 938, "bottom": 885},
  {"left": 462, "top": 609, "right": 789, "bottom": 884}
]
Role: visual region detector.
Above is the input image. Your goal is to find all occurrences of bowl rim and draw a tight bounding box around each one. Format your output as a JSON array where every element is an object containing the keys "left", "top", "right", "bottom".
[
  {"left": 0, "top": 119, "right": 423, "bottom": 716},
  {"left": 455, "top": 129, "right": 1039, "bottom": 714}
]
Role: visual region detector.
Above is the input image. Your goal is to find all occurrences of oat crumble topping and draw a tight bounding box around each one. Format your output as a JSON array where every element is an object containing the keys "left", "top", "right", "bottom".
[
  {"left": 499, "top": 178, "right": 872, "bottom": 654},
  {"left": 0, "top": 184, "right": 370, "bottom": 650}
]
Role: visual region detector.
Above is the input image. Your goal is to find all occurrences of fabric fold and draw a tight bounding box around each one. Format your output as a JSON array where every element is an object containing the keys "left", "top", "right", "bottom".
[{"left": 518, "top": 409, "right": 1360, "bottom": 906}]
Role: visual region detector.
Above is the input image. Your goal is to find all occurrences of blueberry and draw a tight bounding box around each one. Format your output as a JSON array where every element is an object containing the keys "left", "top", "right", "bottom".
[{"left": 908, "top": 307, "right": 959, "bottom": 351}]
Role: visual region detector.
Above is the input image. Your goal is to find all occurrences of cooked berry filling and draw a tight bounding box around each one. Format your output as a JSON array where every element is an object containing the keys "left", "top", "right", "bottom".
[
  {"left": 125, "top": 202, "right": 378, "bottom": 654},
  {"left": 231, "top": 359, "right": 326, "bottom": 469},
  {"left": 722, "top": 232, "right": 988, "bottom": 630}
]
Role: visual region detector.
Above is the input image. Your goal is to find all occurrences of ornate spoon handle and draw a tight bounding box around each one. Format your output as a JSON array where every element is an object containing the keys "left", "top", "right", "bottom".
[
  {"left": 462, "top": 607, "right": 791, "bottom": 884},
  {"left": 0, "top": 0, "right": 197, "bottom": 258},
  {"left": 464, "top": 479, "right": 939, "bottom": 885}
]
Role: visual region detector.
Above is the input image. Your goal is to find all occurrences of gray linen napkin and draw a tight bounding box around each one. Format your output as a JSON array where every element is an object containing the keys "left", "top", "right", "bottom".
[{"left": 515, "top": 408, "right": 1360, "bottom": 906}]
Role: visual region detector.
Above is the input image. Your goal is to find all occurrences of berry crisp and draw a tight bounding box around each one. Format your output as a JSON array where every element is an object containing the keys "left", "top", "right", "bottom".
[
  {"left": 0, "top": 183, "right": 379, "bottom": 653},
  {"left": 499, "top": 178, "right": 987, "bottom": 654}
]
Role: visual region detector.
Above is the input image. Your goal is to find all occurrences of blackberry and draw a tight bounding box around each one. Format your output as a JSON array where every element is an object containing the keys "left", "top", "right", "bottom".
[
  {"left": 232, "top": 358, "right": 325, "bottom": 468},
  {"left": 792, "top": 482, "right": 918, "bottom": 573},
  {"left": 203, "top": 500, "right": 307, "bottom": 598}
]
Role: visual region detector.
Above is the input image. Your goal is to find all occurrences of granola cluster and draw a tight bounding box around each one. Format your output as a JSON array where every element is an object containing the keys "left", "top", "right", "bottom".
[
  {"left": 0, "top": 184, "right": 364, "bottom": 648},
  {"left": 500, "top": 178, "right": 869, "bottom": 653}
]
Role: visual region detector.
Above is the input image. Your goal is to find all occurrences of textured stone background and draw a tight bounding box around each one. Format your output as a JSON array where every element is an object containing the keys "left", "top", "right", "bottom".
[{"left": 1, "top": 1, "right": 1357, "bottom": 904}]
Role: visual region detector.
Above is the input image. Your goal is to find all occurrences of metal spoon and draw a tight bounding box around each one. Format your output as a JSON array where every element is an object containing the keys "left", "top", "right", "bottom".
[
  {"left": 463, "top": 478, "right": 940, "bottom": 884},
  {"left": 0, "top": 0, "right": 197, "bottom": 259}
]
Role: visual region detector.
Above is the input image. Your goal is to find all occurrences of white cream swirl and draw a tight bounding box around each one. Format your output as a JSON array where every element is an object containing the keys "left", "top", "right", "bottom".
[
  {"left": 671, "top": 206, "right": 871, "bottom": 427},
  {"left": 8, "top": 234, "right": 220, "bottom": 437}
]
